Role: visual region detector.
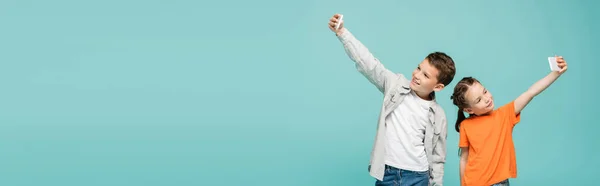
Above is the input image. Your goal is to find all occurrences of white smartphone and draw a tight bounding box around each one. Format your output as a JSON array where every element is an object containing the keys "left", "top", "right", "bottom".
[
  {"left": 548, "top": 57, "right": 560, "bottom": 71},
  {"left": 335, "top": 14, "right": 344, "bottom": 30}
]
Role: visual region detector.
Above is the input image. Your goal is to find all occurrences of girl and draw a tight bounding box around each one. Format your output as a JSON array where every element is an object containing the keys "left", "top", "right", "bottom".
[{"left": 451, "top": 56, "right": 568, "bottom": 186}]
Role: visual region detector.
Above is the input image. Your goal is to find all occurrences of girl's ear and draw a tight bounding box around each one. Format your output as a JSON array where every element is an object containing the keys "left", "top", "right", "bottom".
[{"left": 464, "top": 108, "right": 475, "bottom": 115}]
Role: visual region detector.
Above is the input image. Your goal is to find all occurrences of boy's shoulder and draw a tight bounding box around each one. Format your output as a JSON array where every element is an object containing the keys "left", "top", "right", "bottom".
[
  {"left": 432, "top": 101, "right": 445, "bottom": 114},
  {"left": 389, "top": 73, "right": 410, "bottom": 89},
  {"left": 431, "top": 101, "right": 447, "bottom": 121}
]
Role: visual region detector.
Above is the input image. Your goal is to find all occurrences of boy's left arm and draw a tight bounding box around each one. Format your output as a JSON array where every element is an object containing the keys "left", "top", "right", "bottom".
[
  {"left": 430, "top": 115, "right": 447, "bottom": 186},
  {"left": 514, "top": 56, "right": 568, "bottom": 114}
]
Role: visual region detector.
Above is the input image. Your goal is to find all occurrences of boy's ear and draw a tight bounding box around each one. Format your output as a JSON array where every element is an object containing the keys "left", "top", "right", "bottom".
[
  {"left": 464, "top": 108, "right": 474, "bottom": 115},
  {"left": 433, "top": 83, "right": 445, "bottom": 92}
]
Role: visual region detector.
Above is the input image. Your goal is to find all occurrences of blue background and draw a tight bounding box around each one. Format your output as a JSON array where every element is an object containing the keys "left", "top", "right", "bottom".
[{"left": 0, "top": 0, "right": 598, "bottom": 185}]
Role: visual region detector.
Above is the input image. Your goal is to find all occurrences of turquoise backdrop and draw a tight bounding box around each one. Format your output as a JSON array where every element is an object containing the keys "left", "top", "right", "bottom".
[{"left": 0, "top": 0, "right": 597, "bottom": 185}]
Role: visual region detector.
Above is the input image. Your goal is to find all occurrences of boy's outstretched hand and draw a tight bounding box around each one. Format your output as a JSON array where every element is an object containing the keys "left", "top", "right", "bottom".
[
  {"left": 556, "top": 56, "right": 568, "bottom": 74},
  {"left": 328, "top": 14, "right": 345, "bottom": 35}
]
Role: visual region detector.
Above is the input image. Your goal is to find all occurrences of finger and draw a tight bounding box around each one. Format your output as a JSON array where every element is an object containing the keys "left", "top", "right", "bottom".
[
  {"left": 329, "top": 23, "right": 336, "bottom": 29},
  {"left": 330, "top": 17, "right": 337, "bottom": 23},
  {"left": 559, "top": 66, "right": 568, "bottom": 73},
  {"left": 329, "top": 22, "right": 336, "bottom": 27},
  {"left": 558, "top": 63, "right": 566, "bottom": 68}
]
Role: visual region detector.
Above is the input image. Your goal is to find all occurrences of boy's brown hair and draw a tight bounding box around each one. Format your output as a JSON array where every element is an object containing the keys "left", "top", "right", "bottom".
[{"left": 426, "top": 52, "right": 456, "bottom": 86}]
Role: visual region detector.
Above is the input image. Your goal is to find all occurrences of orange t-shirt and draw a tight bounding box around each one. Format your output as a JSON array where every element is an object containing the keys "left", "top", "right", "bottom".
[{"left": 459, "top": 101, "right": 521, "bottom": 186}]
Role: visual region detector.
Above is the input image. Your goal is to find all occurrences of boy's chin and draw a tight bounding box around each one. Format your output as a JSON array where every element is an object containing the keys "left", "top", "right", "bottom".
[
  {"left": 410, "top": 85, "right": 429, "bottom": 94},
  {"left": 409, "top": 83, "right": 418, "bottom": 91}
]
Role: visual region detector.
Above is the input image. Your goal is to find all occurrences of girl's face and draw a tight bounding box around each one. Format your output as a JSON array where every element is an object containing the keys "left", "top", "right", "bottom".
[{"left": 463, "top": 82, "right": 495, "bottom": 115}]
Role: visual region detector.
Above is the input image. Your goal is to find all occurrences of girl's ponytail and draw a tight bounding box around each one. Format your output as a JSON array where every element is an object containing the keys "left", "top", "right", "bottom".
[{"left": 455, "top": 109, "right": 466, "bottom": 132}]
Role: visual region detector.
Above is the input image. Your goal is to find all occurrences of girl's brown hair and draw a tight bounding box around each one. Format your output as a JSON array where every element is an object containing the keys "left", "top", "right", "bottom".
[{"left": 450, "top": 77, "right": 480, "bottom": 132}]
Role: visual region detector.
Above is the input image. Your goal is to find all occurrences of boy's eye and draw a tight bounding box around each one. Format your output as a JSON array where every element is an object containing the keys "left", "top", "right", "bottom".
[{"left": 424, "top": 74, "right": 429, "bottom": 78}]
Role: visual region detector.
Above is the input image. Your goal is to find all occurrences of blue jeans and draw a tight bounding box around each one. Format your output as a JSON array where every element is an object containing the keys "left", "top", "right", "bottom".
[
  {"left": 375, "top": 165, "right": 429, "bottom": 186},
  {"left": 491, "top": 179, "right": 510, "bottom": 186}
]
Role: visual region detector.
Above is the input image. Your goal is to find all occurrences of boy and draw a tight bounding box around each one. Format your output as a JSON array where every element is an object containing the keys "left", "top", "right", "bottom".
[{"left": 328, "top": 14, "right": 456, "bottom": 186}]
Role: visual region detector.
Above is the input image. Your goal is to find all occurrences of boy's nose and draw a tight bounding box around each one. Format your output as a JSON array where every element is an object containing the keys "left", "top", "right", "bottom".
[{"left": 415, "top": 72, "right": 423, "bottom": 79}]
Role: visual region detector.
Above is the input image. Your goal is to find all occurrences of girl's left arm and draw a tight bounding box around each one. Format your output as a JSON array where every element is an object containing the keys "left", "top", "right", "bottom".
[{"left": 514, "top": 56, "right": 568, "bottom": 114}]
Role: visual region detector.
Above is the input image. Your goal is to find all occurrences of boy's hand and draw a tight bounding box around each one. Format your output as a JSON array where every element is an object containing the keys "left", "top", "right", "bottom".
[
  {"left": 556, "top": 56, "right": 568, "bottom": 74},
  {"left": 328, "top": 14, "right": 345, "bottom": 35}
]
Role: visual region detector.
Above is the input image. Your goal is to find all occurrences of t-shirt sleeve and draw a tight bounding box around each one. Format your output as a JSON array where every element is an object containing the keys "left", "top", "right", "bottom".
[
  {"left": 459, "top": 122, "right": 469, "bottom": 147},
  {"left": 500, "top": 101, "right": 521, "bottom": 126}
]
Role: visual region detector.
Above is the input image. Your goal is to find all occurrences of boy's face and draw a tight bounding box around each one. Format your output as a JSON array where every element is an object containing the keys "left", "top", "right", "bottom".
[
  {"left": 410, "top": 59, "right": 445, "bottom": 95},
  {"left": 463, "top": 82, "right": 495, "bottom": 115}
]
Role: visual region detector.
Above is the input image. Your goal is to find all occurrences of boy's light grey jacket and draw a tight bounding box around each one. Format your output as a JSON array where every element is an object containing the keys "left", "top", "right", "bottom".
[{"left": 336, "top": 30, "right": 448, "bottom": 186}]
